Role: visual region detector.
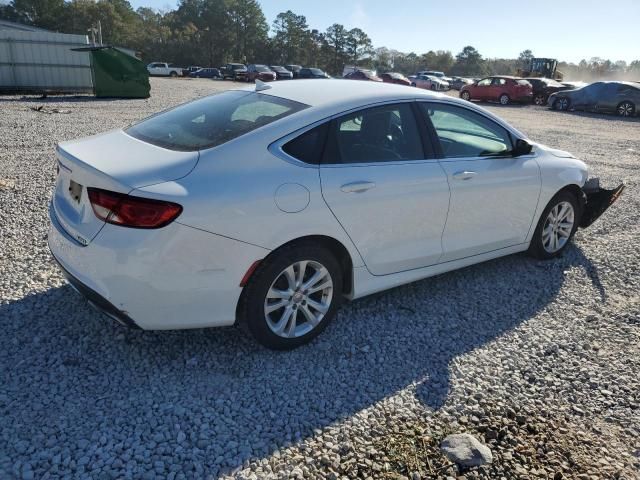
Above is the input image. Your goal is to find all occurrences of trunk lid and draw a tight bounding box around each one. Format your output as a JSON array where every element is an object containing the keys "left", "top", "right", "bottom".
[{"left": 53, "top": 129, "right": 198, "bottom": 245}]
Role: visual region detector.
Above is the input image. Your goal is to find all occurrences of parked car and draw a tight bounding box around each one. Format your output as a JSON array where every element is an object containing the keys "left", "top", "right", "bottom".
[
  {"left": 221, "top": 63, "right": 247, "bottom": 81},
  {"left": 561, "top": 81, "right": 588, "bottom": 89},
  {"left": 298, "top": 68, "right": 330, "bottom": 79},
  {"left": 269, "top": 66, "right": 294, "bottom": 80},
  {"left": 47, "top": 80, "right": 623, "bottom": 349},
  {"left": 284, "top": 65, "right": 303, "bottom": 78},
  {"left": 412, "top": 74, "right": 449, "bottom": 91},
  {"left": 189, "top": 67, "right": 221, "bottom": 79},
  {"left": 460, "top": 76, "right": 533, "bottom": 105},
  {"left": 182, "top": 66, "right": 202, "bottom": 76},
  {"left": 418, "top": 70, "right": 453, "bottom": 83},
  {"left": 449, "top": 76, "right": 474, "bottom": 91},
  {"left": 344, "top": 70, "right": 382, "bottom": 82},
  {"left": 247, "top": 64, "right": 276, "bottom": 82},
  {"left": 380, "top": 72, "right": 411, "bottom": 86},
  {"left": 146, "top": 62, "right": 182, "bottom": 77},
  {"left": 524, "top": 77, "right": 574, "bottom": 105},
  {"left": 548, "top": 81, "right": 640, "bottom": 117}
]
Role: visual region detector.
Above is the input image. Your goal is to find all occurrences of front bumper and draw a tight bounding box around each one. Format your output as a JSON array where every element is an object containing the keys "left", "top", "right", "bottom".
[
  {"left": 48, "top": 204, "right": 269, "bottom": 330},
  {"left": 580, "top": 178, "right": 625, "bottom": 228}
]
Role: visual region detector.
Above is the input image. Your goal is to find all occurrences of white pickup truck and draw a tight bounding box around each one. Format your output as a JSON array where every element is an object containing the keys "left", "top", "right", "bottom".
[{"left": 146, "top": 62, "right": 183, "bottom": 77}]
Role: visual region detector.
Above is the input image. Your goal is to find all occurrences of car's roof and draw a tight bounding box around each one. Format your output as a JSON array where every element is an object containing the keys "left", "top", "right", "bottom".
[{"left": 234, "top": 79, "right": 443, "bottom": 108}]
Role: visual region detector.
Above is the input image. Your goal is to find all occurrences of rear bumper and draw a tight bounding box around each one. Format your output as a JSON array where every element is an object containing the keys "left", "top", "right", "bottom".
[
  {"left": 48, "top": 204, "right": 270, "bottom": 330},
  {"left": 52, "top": 252, "right": 141, "bottom": 329}
]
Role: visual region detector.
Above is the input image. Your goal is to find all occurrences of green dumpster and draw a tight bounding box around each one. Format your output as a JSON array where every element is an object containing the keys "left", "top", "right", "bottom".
[{"left": 72, "top": 46, "right": 150, "bottom": 98}]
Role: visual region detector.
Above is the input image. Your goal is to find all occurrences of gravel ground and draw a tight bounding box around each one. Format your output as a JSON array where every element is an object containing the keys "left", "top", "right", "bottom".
[{"left": 1, "top": 78, "right": 639, "bottom": 479}]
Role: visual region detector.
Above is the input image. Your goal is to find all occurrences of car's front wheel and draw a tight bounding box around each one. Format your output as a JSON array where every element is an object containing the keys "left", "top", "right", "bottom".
[
  {"left": 554, "top": 97, "right": 570, "bottom": 111},
  {"left": 238, "top": 244, "right": 343, "bottom": 350},
  {"left": 528, "top": 191, "right": 580, "bottom": 259},
  {"left": 534, "top": 94, "right": 545, "bottom": 105},
  {"left": 499, "top": 93, "right": 510, "bottom": 105},
  {"left": 461, "top": 91, "right": 471, "bottom": 101}
]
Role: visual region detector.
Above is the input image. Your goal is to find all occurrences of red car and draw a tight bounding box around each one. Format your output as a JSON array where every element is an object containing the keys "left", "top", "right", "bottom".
[
  {"left": 246, "top": 64, "right": 276, "bottom": 82},
  {"left": 460, "top": 76, "right": 532, "bottom": 105},
  {"left": 380, "top": 72, "right": 411, "bottom": 86},
  {"left": 344, "top": 70, "right": 382, "bottom": 82}
]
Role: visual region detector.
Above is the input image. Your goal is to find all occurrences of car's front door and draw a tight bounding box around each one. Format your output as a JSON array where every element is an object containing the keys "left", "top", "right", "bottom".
[
  {"left": 320, "top": 102, "right": 450, "bottom": 275},
  {"left": 418, "top": 102, "right": 541, "bottom": 262},
  {"left": 471, "top": 78, "right": 491, "bottom": 100}
]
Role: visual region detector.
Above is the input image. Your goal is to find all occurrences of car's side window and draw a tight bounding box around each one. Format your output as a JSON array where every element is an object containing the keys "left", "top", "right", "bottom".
[
  {"left": 282, "top": 123, "right": 329, "bottom": 165},
  {"left": 477, "top": 78, "right": 492, "bottom": 86},
  {"left": 419, "top": 103, "right": 513, "bottom": 158},
  {"left": 331, "top": 103, "right": 424, "bottom": 164},
  {"left": 492, "top": 78, "right": 506, "bottom": 86}
]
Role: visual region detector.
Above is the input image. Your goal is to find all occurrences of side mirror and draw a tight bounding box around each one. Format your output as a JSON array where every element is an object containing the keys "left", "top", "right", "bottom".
[{"left": 513, "top": 139, "right": 533, "bottom": 157}]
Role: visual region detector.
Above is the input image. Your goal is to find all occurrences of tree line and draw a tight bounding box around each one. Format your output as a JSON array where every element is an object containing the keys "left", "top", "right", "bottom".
[{"left": 2, "top": 0, "right": 639, "bottom": 80}]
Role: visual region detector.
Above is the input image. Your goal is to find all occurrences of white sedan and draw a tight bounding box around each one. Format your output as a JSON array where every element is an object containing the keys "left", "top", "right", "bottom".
[{"left": 48, "top": 80, "right": 623, "bottom": 349}]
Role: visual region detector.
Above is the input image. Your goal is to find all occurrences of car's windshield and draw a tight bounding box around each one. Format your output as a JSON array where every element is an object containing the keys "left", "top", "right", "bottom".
[
  {"left": 231, "top": 64, "right": 245, "bottom": 70},
  {"left": 127, "top": 91, "right": 308, "bottom": 151},
  {"left": 310, "top": 69, "right": 323, "bottom": 74},
  {"left": 255, "top": 65, "right": 270, "bottom": 72}
]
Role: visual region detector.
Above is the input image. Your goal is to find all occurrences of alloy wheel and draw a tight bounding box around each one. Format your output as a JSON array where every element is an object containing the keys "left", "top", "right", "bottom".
[
  {"left": 542, "top": 201, "right": 575, "bottom": 253},
  {"left": 500, "top": 94, "right": 509, "bottom": 105},
  {"left": 557, "top": 98, "right": 569, "bottom": 110},
  {"left": 534, "top": 94, "right": 545, "bottom": 105},
  {"left": 264, "top": 260, "right": 333, "bottom": 338},
  {"left": 461, "top": 91, "right": 470, "bottom": 101},
  {"left": 617, "top": 102, "right": 634, "bottom": 117}
]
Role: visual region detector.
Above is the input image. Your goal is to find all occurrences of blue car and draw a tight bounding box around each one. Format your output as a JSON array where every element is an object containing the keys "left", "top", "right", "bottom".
[{"left": 189, "top": 68, "right": 221, "bottom": 79}]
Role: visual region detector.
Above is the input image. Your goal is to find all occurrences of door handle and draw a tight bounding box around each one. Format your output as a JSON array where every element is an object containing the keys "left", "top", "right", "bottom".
[
  {"left": 340, "top": 181, "right": 376, "bottom": 193},
  {"left": 452, "top": 171, "right": 477, "bottom": 180}
]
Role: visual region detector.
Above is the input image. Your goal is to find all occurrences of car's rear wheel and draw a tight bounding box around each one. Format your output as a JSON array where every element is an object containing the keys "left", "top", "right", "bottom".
[
  {"left": 499, "top": 93, "right": 510, "bottom": 105},
  {"left": 461, "top": 91, "right": 471, "bottom": 101},
  {"left": 528, "top": 191, "right": 580, "bottom": 260},
  {"left": 534, "top": 94, "right": 545, "bottom": 105},
  {"left": 411, "top": 82, "right": 416, "bottom": 87},
  {"left": 617, "top": 101, "right": 635, "bottom": 117},
  {"left": 169, "top": 71, "right": 177, "bottom": 78},
  {"left": 238, "top": 244, "right": 343, "bottom": 350}
]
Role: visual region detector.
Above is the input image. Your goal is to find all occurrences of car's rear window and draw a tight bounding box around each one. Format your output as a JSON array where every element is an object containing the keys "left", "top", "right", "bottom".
[{"left": 126, "top": 91, "right": 308, "bottom": 151}]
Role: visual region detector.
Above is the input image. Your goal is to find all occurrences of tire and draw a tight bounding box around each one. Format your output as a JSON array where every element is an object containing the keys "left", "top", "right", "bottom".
[
  {"left": 169, "top": 71, "right": 177, "bottom": 78},
  {"left": 554, "top": 97, "right": 570, "bottom": 111},
  {"left": 237, "top": 243, "right": 343, "bottom": 350},
  {"left": 528, "top": 191, "right": 581, "bottom": 260},
  {"left": 499, "top": 93, "right": 510, "bottom": 105},
  {"left": 430, "top": 84, "right": 436, "bottom": 91},
  {"left": 617, "top": 101, "right": 635, "bottom": 117},
  {"left": 534, "top": 94, "right": 545, "bottom": 106},
  {"left": 461, "top": 90, "right": 471, "bottom": 101},
  {"left": 411, "top": 82, "right": 416, "bottom": 87}
]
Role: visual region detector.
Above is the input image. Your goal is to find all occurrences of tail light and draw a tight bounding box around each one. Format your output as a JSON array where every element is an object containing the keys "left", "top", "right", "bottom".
[{"left": 87, "top": 188, "right": 182, "bottom": 229}]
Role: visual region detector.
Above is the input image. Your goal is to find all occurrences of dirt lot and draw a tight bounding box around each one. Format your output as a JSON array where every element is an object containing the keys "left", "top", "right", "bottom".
[{"left": 1, "top": 77, "right": 639, "bottom": 479}]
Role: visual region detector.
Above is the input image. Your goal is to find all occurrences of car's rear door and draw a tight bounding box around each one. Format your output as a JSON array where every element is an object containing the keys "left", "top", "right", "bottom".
[
  {"left": 417, "top": 102, "right": 540, "bottom": 262},
  {"left": 320, "top": 102, "right": 450, "bottom": 275}
]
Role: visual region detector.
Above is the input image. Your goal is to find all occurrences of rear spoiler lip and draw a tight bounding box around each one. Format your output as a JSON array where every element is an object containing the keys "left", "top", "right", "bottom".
[{"left": 579, "top": 179, "right": 625, "bottom": 228}]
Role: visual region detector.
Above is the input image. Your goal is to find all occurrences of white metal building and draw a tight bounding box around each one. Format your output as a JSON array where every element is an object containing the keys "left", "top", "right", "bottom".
[{"left": 0, "top": 20, "right": 93, "bottom": 94}]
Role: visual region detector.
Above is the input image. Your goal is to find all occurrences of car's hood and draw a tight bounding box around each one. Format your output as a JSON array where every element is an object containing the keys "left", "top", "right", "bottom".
[
  {"left": 57, "top": 129, "right": 199, "bottom": 189},
  {"left": 533, "top": 143, "right": 575, "bottom": 158}
]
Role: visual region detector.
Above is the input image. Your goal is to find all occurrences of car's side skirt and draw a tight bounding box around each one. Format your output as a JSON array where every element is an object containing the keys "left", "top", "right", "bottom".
[{"left": 350, "top": 243, "right": 529, "bottom": 300}]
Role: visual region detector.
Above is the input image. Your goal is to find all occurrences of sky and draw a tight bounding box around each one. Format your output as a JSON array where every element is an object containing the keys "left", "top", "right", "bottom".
[{"left": 129, "top": 0, "right": 639, "bottom": 63}]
